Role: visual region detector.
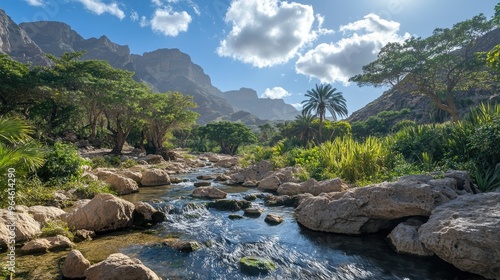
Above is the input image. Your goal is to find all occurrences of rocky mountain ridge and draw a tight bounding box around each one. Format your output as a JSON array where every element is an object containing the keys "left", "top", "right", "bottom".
[{"left": 0, "top": 10, "right": 298, "bottom": 124}]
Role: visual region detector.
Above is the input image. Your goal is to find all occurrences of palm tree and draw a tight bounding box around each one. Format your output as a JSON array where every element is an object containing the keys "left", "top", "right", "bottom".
[
  {"left": 301, "top": 84, "right": 348, "bottom": 143},
  {"left": 0, "top": 118, "right": 45, "bottom": 176},
  {"left": 290, "top": 112, "right": 317, "bottom": 147}
]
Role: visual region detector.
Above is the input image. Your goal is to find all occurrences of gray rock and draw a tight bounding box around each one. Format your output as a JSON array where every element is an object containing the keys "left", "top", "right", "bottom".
[
  {"left": 243, "top": 207, "right": 264, "bottom": 217},
  {"left": 387, "top": 218, "right": 434, "bottom": 256},
  {"left": 63, "top": 193, "right": 134, "bottom": 232},
  {"left": 258, "top": 175, "right": 282, "bottom": 191},
  {"left": 28, "top": 205, "right": 66, "bottom": 225},
  {"left": 141, "top": 169, "right": 171, "bottom": 186},
  {"left": 194, "top": 181, "right": 211, "bottom": 187},
  {"left": 62, "top": 250, "right": 91, "bottom": 279},
  {"left": 85, "top": 253, "right": 161, "bottom": 280},
  {"left": 419, "top": 193, "right": 500, "bottom": 280},
  {"left": 105, "top": 174, "right": 139, "bottom": 195},
  {"left": 20, "top": 235, "right": 73, "bottom": 254},
  {"left": 191, "top": 187, "right": 227, "bottom": 199},
  {"left": 265, "top": 214, "right": 284, "bottom": 225}
]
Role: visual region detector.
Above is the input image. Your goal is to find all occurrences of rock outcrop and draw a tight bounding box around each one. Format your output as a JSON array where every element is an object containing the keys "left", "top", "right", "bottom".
[
  {"left": 85, "top": 253, "right": 161, "bottom": 280},
  {"left": 63, "top": 193, "right": 134, "bottom": 232},
  {"left": 296, "top": 176, "right": 466, "bottom": 235},
  {"left": 419, "top": 193, "right": 500, "bottom": 280}
]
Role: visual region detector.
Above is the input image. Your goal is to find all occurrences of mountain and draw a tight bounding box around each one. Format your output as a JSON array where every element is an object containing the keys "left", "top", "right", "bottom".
[
  {"left": 0, "top": 12, "right": 299, "bottom": 125},
  {"left": 0, "top": 10, "right": 50, "bottom": 66},
  {"left": 348, "top": 28, "right": 500, "bottom": 124},
  {"left": 223, "top": 88, "right": 298, "bottom": 121}
]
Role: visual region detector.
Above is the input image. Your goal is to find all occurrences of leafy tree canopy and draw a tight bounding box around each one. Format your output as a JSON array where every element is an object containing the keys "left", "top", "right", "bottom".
[{"left": 200, "top": 121, "right": 257, "bottom": 155}]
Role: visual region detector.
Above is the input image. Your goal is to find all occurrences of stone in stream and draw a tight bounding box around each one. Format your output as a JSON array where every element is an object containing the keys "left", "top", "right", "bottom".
[
  {"left": 191, "top": 187, "right": 227, "bottom": 199},
  {"left": 239, "top": 256, "right": 276, "bottom": 275},
  {"left": 193, "top": 181, "right": 211, "bottom": 187},
  {"left": 207, "top": 199, "right": 251, "bottom": 211},
  {"left": 387, "top": 218, "right": 433, "bottom": 257},
  {"left": 228, "top": 214, "right": 244, "bottom": 220},
  {"left": 243, "top": 207, "right": 264, "bottom": 217},
  {"left": 196, "top": 175, "right": 215, "bottom": 180},
  {"left": 141, "top": 169, "right": 171, "bottom": 186},
  {"left": 164, "top": 238, "right": 201, "bottom": 252},
  {"left": 20, "top": 235, "right": 73, "bottom": 254},
  {"left": 265, "top": 214, "right": 284, "bottom": 225}
]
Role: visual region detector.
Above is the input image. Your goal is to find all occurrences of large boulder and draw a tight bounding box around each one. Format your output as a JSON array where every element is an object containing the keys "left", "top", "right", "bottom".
[
  {"left": 62, "top": 250, "right": 91, "bottom": 279},
  {"left": 133, "top": 202, "right": 166, "bottom": 226},
  {"left": 105, "top": 174, "right": 139, "bottom": 195},
  {"left": 258, "top": 176, "right": 281, "bottom": 192},
  {"left": 120, "top": 170, "right": 142, "bottom": 184},
  {"left": 20, "top": 235, "right": 73, "bottom": 254},
  {"left": 0, "top": 209, "right": 41, "bottom": 245},
  {"left": 28, "top": 205, "right": 66, "bottom": 225},
  {"left": 191, "top": 187, "right": 227, "bottom": 199},
  {"left": 276, "top": 178, "right": 348, "bottom": 196},
  {"left": 85, "top": 253, "right": 161, "bottom": 280},
  {"left": 419, "top": 193, "right": 500, "bottom": 280},
  {"left": 63, "top": 193, "right": 134, "bottom": 232},
  {"left": 141, "top": 169, "right": 171, "bottom": 186},
  {"left": 296, "top": 178, "right": 462, "bottom": 235},
  {"left": 230, "top": 161, "right": 273, "bottom": 184},
  {"left": 387, "top": 218, "right": 434, "bottom": 256}
]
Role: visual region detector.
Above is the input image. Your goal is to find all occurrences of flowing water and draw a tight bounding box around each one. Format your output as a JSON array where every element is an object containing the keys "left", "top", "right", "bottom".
[{"left": 122, "top": 166, "right": 483, "bottom": 280}]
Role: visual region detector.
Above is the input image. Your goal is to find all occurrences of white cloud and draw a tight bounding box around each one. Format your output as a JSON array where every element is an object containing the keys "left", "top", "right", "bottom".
[
  {"left": 25, "top": 0, "right": 44, "bottom": 6},
  {"left": 150, "top": 8, "right": 192, "bottom": 36},
  {"left": 295, "top": 13, "right": 410, "bottom": 84},
  {"left": 76, "top": 0, "right": 125, "bottom": 19},
  {"left": 130, "top": 11, "right": 139, "bottom": 22},
  {"left": 140, "top": 16, "right": 149, "bottom": 27},
  {"left": 262, "top": 87, "right": 291, "bottom": 99},
  {"left": 291, "top": 103, "right": 303, "bottom": 110},
  {"left": 217, "top": 0, "right": 317, "bottom": 68},
  {"left": 152, "top": 0, "right": 163, "bottom": 6}
]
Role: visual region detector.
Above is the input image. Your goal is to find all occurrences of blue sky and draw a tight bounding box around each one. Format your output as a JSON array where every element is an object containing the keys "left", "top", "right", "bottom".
[{"left": 1, "top": 0, "right": 496, "bottom": 117}]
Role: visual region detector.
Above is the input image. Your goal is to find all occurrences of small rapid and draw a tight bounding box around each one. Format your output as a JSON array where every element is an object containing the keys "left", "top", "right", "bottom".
[{"left": 121, "top": 166, "right": 481, "bottom": 280}]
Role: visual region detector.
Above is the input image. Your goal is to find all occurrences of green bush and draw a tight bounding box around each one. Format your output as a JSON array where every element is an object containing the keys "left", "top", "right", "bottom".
[
  {"left": 37, "top": 142, "right": 84, "bottom": 183},
  {"left": 41, "top": 220, "right": 74, "bottom": 240},
  {"left": 74, "top": 180, "right": 116, "bottom": 199}
]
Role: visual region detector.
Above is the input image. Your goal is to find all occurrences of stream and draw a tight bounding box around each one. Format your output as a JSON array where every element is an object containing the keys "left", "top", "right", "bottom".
[{"left": 121, "top": 166, "right": 482, "bottom": 280}]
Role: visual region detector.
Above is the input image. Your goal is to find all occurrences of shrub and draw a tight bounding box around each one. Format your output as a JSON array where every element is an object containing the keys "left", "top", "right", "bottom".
[
  {"left": 74, "top": 180, "right": 116, "bottom": 199},
  {"left": 37, "top": 142, "right": 84, "bottom": 183},
  {"left": 41, "top": 220, "right": 74, "bottom": 240}
]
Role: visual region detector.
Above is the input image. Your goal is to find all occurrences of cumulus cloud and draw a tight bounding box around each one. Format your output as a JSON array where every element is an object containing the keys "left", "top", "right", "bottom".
[
  {"left": 295, "top": 13, "right": 410, "bottom": 84},
  {"left": 76, "top": 0, "right": 125, "bottom": 19},
  {"left": 140, "top": 16, "right": 149, "bottom": 27},
  {"left": 262, "top": 87, "right": 291, "bottom": 99},
  {"left": 217, "top": 0, "right": 317, "bottom": 68},
  {"left": 291, "top": 103, "right": 303, "bottom": 110},
  {"left": 150, "top": 8, "right": 192, "bottom": 36},
  {"left": 25, "top": 0, "right": 44, "bottom": 6}
]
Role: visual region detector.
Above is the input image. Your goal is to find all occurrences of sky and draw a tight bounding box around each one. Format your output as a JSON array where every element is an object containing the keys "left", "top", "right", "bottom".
[{"left": 1, "top": 0, "right": 496, "bottom": 117}]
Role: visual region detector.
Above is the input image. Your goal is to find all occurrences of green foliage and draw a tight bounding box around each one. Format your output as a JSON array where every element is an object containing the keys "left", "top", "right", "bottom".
[
  {"left": 240, "top": 145, "right": 274, "bottom": 167},
  {"left": 471, "top": 165, "right": 500, "bottom": 192},
  {"left": 351, "top": 109, "right": 412, "bottom": 139},
  {"left": 200, "top": 121, "right": 257, "bottom": 155},
  {"left": 41, "top": 220, "right": 74, "bottom": 240},
  {"left": 37, "top": 142, "right": 85, "bottom": 183},
  {"left": 74, "top": 180, "right": 117, "bottom": 199}
]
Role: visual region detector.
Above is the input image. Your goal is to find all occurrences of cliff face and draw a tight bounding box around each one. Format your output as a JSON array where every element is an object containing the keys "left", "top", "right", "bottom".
[
  {"left": 0, "top": 10, "right": 50, "bottom": 65},
  {"left": 223, "top": 88, "right": 298, "bottom": 121}
]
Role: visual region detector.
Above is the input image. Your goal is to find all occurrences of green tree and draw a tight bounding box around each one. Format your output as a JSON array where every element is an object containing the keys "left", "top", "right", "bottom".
[
  {"left": 350, "top": 15, "right": 494, "bottom": 122},
  {"left": 301, "top": 84, "right": 348, "bottom": 143},
  {"left": 258, "top": 123, "right": 275, "bottom": 143},
  {"left": 200, "top": 121, "right": 257, "bottom": 155},
  {"left": 143, "top": 91, "right": 198, "bottom": 155},
  {"left": 289, "top": 113, "right": 317, "bottom": 147}
]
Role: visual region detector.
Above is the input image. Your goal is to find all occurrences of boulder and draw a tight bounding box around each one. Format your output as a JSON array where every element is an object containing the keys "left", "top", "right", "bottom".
[
  {"left": 85, "top": 253, "right": 161, "bottom": 280},
  {"left": 387, "top": 218, "right": 433, "bottom": 256},
  {"left": 228, "top": 214, "right": 244, "bottom": 220},
  {"left": 258, "top": 176, "right": 281, "bottom": 192},
  {"left": 239, "top": 256, "right": 276, "bottom": 275},
  {"left": 215, "top": 157, "right": 239, "bottom": 168},
  {"left": 133, "top": 202, "right": 166, "bottom": 226},
  {"left": 443, "top": 170, "right": 475, "bottom": 193},
  {"left": 62, "top": 250, "right": 91, "bottom": 279},
  {"left": 20, "top": 235, "right": 73, "bottom": 254},
  {"left": 296, "top": 178, "right": 462, "bottom": 235},
  {"left": 214, "top": 174, "right": 231, "bottom": 182},
  {"left": 242, "top": 180, "right": 258, "bottom": 187},
  {"left": 164, "top": 238, "right": 201, "bottom": 252},
  {"left": 306, "top": 178, "right": 349, "bottom": 195},
  {"left": 191, "top": 187, "right": 227, "bottom": 199},
  {"left": 74, "top": 229, "right": 96, "bottom": 242},
  {"left": 207, "top": 200, "right": 251, "bottom": 211},
  {"left": 230, "top": 160, "right": 273, "bottom": 183},
  {"left": 141, "top": 169, "right": 171, "bottom": 186},
  {"left": 419, "top": 193, "right": 500, "bottom": 280},
  {"left": 0, "top": 210, "right": 41, "bottom": 244},
  {"left": 95, "top": 169, "right": 115, "bottom": 180},
  {"left": 63, "top": 193, "right": 134, "bottom": 232},
  {"left": 243, "top": 207, "right": 264, "bottom": 217},
  {"left": 194, "top": 181, "right": 211, "bottom": 187},
  {"left": 276, "top": 182, "right": 302, "bottom": 196},
  {"left": 28, "top": 205, "right": 66, "bottom": 225},
  {"left": 120, "top": 170, "right": 142, "bottom": 184},
  {"left": 144, "top": 154, "right": 164, "bottom": 164},
  {"left": 265, "top": 214, "right": 284, "bottom": 225},
  {"left": 197, "top": 175, "right": 215, "bottom": 180},
  {"left": 105, "top": 174, "right": 139, "bottom": 195}
]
